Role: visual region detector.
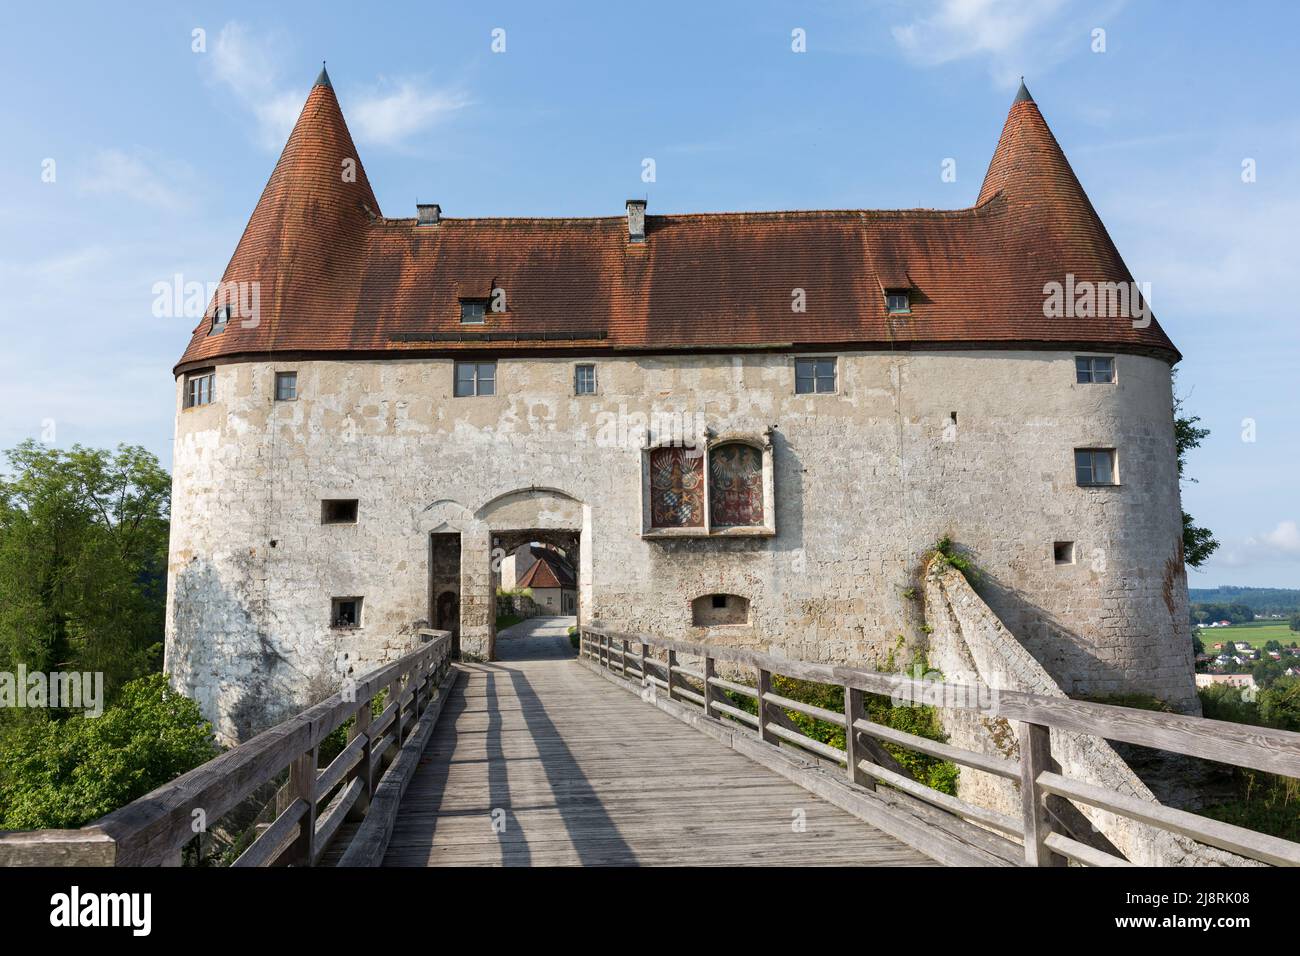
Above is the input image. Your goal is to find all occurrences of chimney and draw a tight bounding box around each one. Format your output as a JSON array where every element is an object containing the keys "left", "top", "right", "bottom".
[
  {"left": 416, "top": 203, "right": 441, "bottom": 225},
  {"left": 625, "top": 199, "right": 646, "bottom": 243}
]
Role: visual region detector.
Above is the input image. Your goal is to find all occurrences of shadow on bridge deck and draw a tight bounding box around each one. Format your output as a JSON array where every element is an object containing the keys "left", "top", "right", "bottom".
[{"left": 382, "top": 657, "right": 936, "bottom": 866}]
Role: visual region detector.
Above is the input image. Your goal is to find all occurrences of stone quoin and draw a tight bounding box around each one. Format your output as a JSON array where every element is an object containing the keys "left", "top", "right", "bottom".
[{"left": 164, "top": 70, "right": 1194, "bottom": 743}]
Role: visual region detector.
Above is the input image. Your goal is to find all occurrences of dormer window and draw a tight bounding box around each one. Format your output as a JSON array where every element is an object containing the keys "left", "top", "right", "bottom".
[
  {"left": 885, "top": 291, "right": 911, "bottom": 314},
  {"left": 460, "top": 299, "right": 487, "bottom": 325},
  {"left": 209, "top": 305, "right": 232, "bottom": 335}
]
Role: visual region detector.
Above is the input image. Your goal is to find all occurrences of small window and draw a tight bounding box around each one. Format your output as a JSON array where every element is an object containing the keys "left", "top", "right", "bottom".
[
  {"left": 711, "top": 594, "right": 727, "bottom": 609},
  {"left": 460, "top": 299, "right": 487, "bottom": 325},
  {"left": 1053, "top": 541, "right": 1075, "bottom": 565},
  {"left": 886, "top": 291, "right": 910, "bottom": 313},
  {"left": 331, "top": 597, "right": 362, "bottom": 628},
  {"left": 454, "top": 361, "right": 496, "bottom": 397},
  {"left": 1075, "top": 356, "right": 1115, "bottom": 384},
  {"left": 275, "top": 371, "right": 297, "bottom": 401},
  {"left": 184, "top": 369, "right": 215, "bottom": 408},
  {"left": 795, "top": 357, "right": 836, "bottom": 394},
  {"left": 575, "top": 364, "right": 596, "bottom": 395},
  {"left": 322, "top": 499, "right": 359, "bottom": 524},
  {"left": 1074, "top": 449, "right": 1117, "bottom": 486},
  {"left": 209, "top": 305, "right": 231, "bottom": 336}
]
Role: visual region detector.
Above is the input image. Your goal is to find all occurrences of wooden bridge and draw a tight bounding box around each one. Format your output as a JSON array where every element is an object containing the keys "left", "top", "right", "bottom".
[{"left": 4, "top": 625, "right": 1300, "bottom": 868}]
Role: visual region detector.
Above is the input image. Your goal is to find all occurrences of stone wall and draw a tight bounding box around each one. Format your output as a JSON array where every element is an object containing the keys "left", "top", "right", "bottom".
[
  {"left": 923, "top": 559, "right": 1246, "bottom": 866},
  {"left": 164, "top": 348, "right": 1193, "bottom": 742}
]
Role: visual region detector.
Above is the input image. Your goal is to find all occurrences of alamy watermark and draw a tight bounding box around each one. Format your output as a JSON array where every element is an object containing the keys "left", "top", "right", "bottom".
[
  {"left": 1043, "top": 273, "right": 1151, "bottom": 328},
  {"left": 1, "top": 665, "right": 104, "bottom": 717},
  {"left": 151, "top": 274, "right": 261, "bottom": 328}
]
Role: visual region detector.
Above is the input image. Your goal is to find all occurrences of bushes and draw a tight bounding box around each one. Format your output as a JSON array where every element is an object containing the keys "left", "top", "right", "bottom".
[
  {"left": 1197, "top": 678, "right": 1300, "bottom": 842},
  {"left": 722, "top": 661, "right": 959, "bottom": 796},
  {"left": 0, "top": 673, "right": 218, "bottom": 830}
]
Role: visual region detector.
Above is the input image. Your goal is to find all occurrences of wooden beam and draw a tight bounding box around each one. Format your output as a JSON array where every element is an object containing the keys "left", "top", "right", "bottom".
[{"left": 1018, "top": 722, "right": 1065, "bottom": 866}]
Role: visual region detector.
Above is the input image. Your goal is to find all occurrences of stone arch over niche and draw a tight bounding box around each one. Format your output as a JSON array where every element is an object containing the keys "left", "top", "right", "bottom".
[{"left": 418, "top": 497, "right": 476, "bottom": 534}]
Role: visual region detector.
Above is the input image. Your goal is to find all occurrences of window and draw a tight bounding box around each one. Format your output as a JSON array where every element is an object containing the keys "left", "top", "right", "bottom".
[
  {"left": 275, "top": 371, "right": 297, "bottom": 401},
  {"left": 795, "top": 357, "right": 836, "bottom": 394},
  {"left": 648, "top": 446, "right": 705, "bottom": 528},
  {"left": 575, "top": 364, "right": 596, "bottom": 395},
  {"left": 209, "top": 305, "right": 231, "bottom": 336},
  {"left": 321, "top": 499, "right": 358, "bottom": 524},
  {"left": 692, "top": 593, "right": 750, "bottom": 626},
  {"left": 184, "top": 370, "right": 215, "bottom": 408},
  {"left": 1075, "top": 356, "right": 1115, "bottom": 384},
  {"left": 886, "top": 291, "right": 911, "bottom": 313},
  {"left": 331, "top": 597, "right": 362, "bottom": 628},
  {"left": 709, "top": 442, "right": 764, "bottom": 528},
  {"left": 460, "top": 299, "right": 487, "bottom": 325},
  {"left": 1075, "top": 449, "right": 1117, "bottom": 486},
  {"left": 454, "top": 361, "right": 496, "bottom": 397},
  {"left": 1054, "top": 541, "right": 1075, "bottom": 565}
]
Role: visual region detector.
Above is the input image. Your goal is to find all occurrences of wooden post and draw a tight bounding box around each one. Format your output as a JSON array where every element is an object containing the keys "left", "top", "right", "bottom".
[
  {"left": 1019, "top": 722, "right": 1065, "bottom": 866},
  {"left": 703, "top": 656, "right": 717, "bottom": 719},
  {"left": 844, "top": 686, "right": 874, "bottom": 790},
  {"left": 286, "top": 748, "right": 317, "bottom": 866},
  {"left": 640, "top": 642, "right": 649, "bottom": 690},
  {"left": 757, "top": 669, "right": 777, "bottom": 744},
  {"left": 666, "top": 649, "right": 677, "bottom": 701},
  {"left": 619, "top": 637, "right": 628, "bottom": 677},
  {"left": 348, "top": 698, "right": 373, "bottom": 821},
  {"left": 392, "top": 675, "right": 406, "bottom": 749}
]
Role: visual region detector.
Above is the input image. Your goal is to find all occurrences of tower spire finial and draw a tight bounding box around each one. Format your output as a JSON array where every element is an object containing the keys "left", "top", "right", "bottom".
[
  {"left": 314, "top": 61, "right": 332, "bottom": 89},
  {"left": 1013, "top": 76, "right": 1033, "bottom": 104}
]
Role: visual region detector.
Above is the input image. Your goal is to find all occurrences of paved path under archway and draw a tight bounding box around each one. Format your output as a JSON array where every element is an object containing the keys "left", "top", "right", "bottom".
[{"left": 495, "top": 615, "right": 577, "bottom": 661}]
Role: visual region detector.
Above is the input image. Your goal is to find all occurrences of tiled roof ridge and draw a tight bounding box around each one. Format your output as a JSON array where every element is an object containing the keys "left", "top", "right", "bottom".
[{"left": 375, "top": 201, "right": 1006, "bottom": 229}]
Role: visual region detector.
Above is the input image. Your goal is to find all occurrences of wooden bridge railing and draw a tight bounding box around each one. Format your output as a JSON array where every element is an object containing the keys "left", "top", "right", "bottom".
[
  {"left": 580, "top": 626, "right": 1300, "bottom": 867},
  {"left": 0, "top": 630, "right": 455, "bottom": 867}
]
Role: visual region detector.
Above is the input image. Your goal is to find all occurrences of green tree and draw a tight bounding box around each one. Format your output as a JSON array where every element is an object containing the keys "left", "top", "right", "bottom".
[
  {"left": 0, "top": 441, "right": 170, "bottom": 698},
  {"left": 1173, "top": 384, "right": 1218, "bottom": 567},
  {"left": 0, "top": 673, "right": 217, "bottom": 829}
]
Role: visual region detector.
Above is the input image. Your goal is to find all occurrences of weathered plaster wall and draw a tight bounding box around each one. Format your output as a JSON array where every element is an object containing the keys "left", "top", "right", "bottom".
[
  {"left": 164, "top": 349, "right": 1194, "bottom": 742},
  {"left": 924, "top": 560, "right": 1243, "bottom": 866}
]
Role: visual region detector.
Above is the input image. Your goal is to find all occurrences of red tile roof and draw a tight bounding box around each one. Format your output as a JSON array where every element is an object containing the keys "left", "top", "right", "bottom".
[
  {"left": 176, "top": 78, "right": 1179, "bottom": 373},
  {"left": 515, "top": 552, "right": 575, "bottom": 590}
]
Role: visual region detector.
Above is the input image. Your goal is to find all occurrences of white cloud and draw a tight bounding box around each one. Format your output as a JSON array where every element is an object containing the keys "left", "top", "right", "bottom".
[
  {"left": 78, "top": 149, "right": 196, "bottom": 211},
  {"left": 889, "top": 0, "right": 1124, "bottom": 89},
  {"left": 1261, "top": 521, "right": 1300, "bottom": 554},
  {"left": 208, "top": 22, "right": 306, "bottom": 151},
  {"left": 208, "top": 22, "right": 466, "bottom": 151},
  {"left": 349, "top": 79, "right": 469, "bottom": 148}
]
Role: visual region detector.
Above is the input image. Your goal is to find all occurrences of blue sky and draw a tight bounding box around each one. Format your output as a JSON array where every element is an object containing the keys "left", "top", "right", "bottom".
[{"left": 0, "top": 1, "right": 1296, "bottom": 587}]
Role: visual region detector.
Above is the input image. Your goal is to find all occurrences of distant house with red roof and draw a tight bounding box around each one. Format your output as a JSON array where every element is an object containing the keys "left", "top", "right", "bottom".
[{"left": 514, "top": 550, "right": 577, "bottom": 616}]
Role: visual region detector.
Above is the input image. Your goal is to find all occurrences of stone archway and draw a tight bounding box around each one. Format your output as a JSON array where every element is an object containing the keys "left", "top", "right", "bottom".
[{"left": 471, "top": 487, "right": 589, "bottom": 661}]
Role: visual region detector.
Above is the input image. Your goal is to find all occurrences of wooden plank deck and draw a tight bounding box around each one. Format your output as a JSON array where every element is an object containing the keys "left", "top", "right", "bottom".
[{"left": 382, "top": 654, "right": 936, "bottom": 866}]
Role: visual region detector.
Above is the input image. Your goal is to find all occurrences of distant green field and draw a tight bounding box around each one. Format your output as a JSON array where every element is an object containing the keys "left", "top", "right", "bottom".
[{"left": 1198, "top": 621, "right": 1299, "bottom": 649}]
